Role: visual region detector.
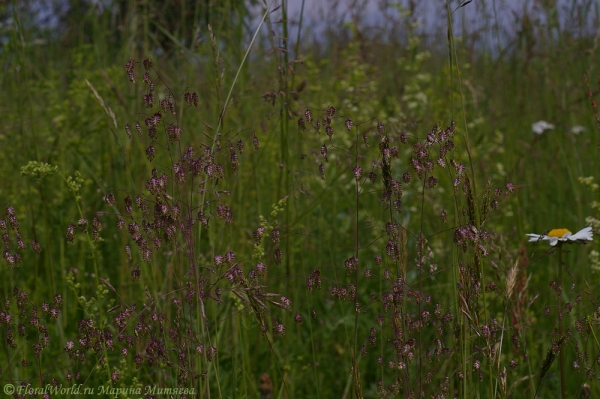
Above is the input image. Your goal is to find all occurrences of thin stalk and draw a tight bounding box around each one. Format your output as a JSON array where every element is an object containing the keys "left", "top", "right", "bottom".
[
  {"left": 352, "top": 125, "right": 362, "bottom": 399},
  {"left": 280, "top": 0, "right": 291, "bottom": 277},
  {"left": 446, "top": 3, "right": 489, "bottom": 396},
  {"left": 217, "top": 0, "right": 275, "bottom": 136},
  {"left": 418, "top": 172, "right": 426, "bottom": 397},
  {"left": 519, "top": 323, "right": 536, "bottom": 399},
  {"left": 558, "top": 245, "right": 566, "bottom": 399},
  {"left": 306, "top": 294, "right": 322, "bottom": 398},
  {"left": 59, "top": 170, "right": 101, "bottom": 288},
  {"left": 446, "top": 157, "right": 467, "bottom": 398}
]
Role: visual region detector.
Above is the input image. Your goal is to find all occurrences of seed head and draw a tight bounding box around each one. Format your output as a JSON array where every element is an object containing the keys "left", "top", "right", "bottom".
[
  {"left": 326, "top": 126, "right": 333, "bottom": 140},
  {"left": 143, "top": 93, "right": 154, "bottom": 108},
  {"left": 146, "top": 146, "right": 156, "bottom": 161},
  {"left": 256, "top": 263, "right": 266, "bottom": 275},
  {"left": 31, "top": 240, "right": 41, "bottom": 253},
  {"left": 393, "top": 199, "right": 402, "bottom": 214},
  {"left": 319, "top": 163, "right": 325, "bottom": 180},
  {"left": 272, "top": 321, "right": 286, "bottom": 336},
  {"left": 344, "top": 256, "right": 358, "bottom": 273},
  {"left": 353, "top": 166, "right": 363, "bottom": 181},
  {"left": 274, "top": 249, "right": 283, "bottom": 265},
  {"left": 271, "top": 229, "right": 280, "bottom": 243},
  {"left": 304, "top": 109, "right": 313, "bottom": 122},
  {"left": 125, "top": 59, "right": 135, "bottom": 72},
  {"left": 197, "top": 212, "right": 209, "bottom": 229},
  {"left": 298, "top": 117, "right": 306, "bottom": 131},
  {"left": 185, "top": 92, "right": 199, "bottom": 106},
  {"left": 126, "top": 59, "right": 135, "bottom": 82},
  {"left": 216, "top": 205, "right": 233, "bottom": 223},
  {"left": 383, "top": 148, "right": 391, "bottom": 163},
  {"left": 167, "top": 125, "right": 182, "bottom": 142},
  {"left": 76, "top": 219, "right": 88, "bottom": 231},
  {"left": 66, "top": 225, "right": 76, "bottom": 244},
  {"left": 427, "top": 176, "right": 438, "bottom": 188},
  {"left": 320, "top": 144, "right": 328, "bottom": 160},
  {"left": 253, "top": 226, "right": 265, "bottom": 244},
  {"left": 104, "top": 193, "right": 116, "bottom": 207},
  {"left": 253, "top": 135, "right": 260, "bottom": 150},
  {"left": 385, "top": 239, "right": 398, "bottom": 259}
]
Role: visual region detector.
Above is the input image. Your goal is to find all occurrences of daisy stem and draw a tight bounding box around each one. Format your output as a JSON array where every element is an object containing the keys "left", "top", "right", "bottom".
[{"left": 557, "top": 245, "right": 566, "bottom": 399}]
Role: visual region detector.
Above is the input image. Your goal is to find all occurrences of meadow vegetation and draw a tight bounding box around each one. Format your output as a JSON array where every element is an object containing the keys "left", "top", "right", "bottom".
[{"left": 1, "top": 0, "right": 599, "bottom": 398}]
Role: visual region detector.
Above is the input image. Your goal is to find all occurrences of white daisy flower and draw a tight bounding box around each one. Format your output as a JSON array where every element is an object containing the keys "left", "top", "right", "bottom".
[
  {"left": 531, "top": 120, "right": 555, "bottom": 134},
  {"left": 570, "top": 125, "right": 585, "bottom": 134},
  {"left": 526, "top": 227, "right": 593, "bottom": 246}
]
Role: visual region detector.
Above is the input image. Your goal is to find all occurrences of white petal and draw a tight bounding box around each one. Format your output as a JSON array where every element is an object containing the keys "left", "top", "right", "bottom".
[
  {"left": 549, "top": 237, "right": 560, "bottom": 246},
  {"left": 532, "top": 124, "right": 544, "bottom": 134},
  {"left": 526, "top": 234, "right": 542, "bottom": 242},
  {"left": 567, "top": 227, "right": 593, "bottom": 241},
  {"left": 532, "top": 121, "right": 555, "bottom": 134}
]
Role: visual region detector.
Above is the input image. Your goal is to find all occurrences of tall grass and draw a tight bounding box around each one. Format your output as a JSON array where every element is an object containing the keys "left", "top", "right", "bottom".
[{"left": 0, "top": 0, "right": 599, "bottom": 397}]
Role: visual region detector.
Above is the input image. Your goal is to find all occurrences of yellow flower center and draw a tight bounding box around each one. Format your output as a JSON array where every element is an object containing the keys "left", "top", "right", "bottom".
[{"left": 547, "top": 228, "right": 571, "bottom": 238}]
